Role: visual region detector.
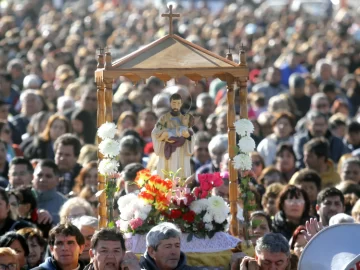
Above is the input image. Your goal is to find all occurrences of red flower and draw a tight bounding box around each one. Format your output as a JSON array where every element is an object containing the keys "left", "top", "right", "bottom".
[
  {"left": 212, "top": 172, "right": 223, "bottom": 187},
  {"left": 200, "top": 190, "right": 209, "bottom": 199},
  {"left": 170, "top": 209, "right": 182, "bottom": 219},
  {"left": 193, "top": 187, "right": 201, "bottom": 198},
  {"left": 182, "top": 210, "right": 195, "bottom": 223},
  {"left": 185, "top": 194, "right": 195, "bottom": 205}
]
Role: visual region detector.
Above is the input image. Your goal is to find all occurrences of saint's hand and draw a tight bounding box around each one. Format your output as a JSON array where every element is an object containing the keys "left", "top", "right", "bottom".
[
  {"left": 182, "top": 130, "right": 190, "bottom": 138},
  {"left": 120, "top": 252, "right": 140, "bottom": 270},
  {"left": 239, "top": 257, "right": 259, "bottom": 270}
]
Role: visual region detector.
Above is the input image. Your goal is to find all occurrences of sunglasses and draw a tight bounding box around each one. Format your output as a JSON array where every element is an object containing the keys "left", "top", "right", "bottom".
[{"left": 253, "top": 161, "right": 262, "bottom": 167}]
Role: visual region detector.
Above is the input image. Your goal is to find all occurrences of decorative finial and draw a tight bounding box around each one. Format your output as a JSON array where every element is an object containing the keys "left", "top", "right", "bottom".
[
  {"left": 239, "top": 43, "right": 247, "bottom": 65},
  {"left": 226, "top": 45, "right": 233, "bottom": 61},
  {"left": 97, "top": 47, "right": 105, "bottom": 55},
  {"left": 105, "top": 46, "right": 111, "bottom": 54},
  {"left": 240, "top": 43, "right": 245, "bottom": 52},
  {"left": 161, "top": 4, "right": 180, "bottom": 35}
]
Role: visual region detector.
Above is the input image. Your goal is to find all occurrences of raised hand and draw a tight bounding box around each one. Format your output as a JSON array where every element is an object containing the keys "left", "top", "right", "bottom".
[
  {"left": 302, "top": 218, "right": 324, "bottom": 242},
  {"left": 239, "top": 256, "right": 259, "bottom": 270}
]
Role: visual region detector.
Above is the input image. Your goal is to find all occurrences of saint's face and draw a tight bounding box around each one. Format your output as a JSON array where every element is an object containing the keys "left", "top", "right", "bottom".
[{"left": 170, "top": 99, "right": 182, "bottom": 115}]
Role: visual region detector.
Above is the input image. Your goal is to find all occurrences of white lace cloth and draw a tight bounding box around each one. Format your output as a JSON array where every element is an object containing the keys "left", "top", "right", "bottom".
[{"left": 125, "top": 232, "right": 240, "bottom": 253}]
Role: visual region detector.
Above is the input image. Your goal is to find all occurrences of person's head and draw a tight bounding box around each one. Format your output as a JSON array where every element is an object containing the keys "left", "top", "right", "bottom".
[
  {"left": 17, "top": 227, "right": 46, "bottom": 268},
  {"left": 303, "top": 137, "right": 330, "bottom": 171},
  {"left": 0, "top": 101, "right": 10, "bottom": 121},
  {"left": 329, "top": 213, "right": 355, "bottom": 226},
  {"left": 250, "top": 152, "right": 265, "bottom": 178},
  {"left": 72, "top": 216, "right": 98, "bottom": 262},
  {"left": 258, "top": 167, "right": 284, "bottom": 188},
  {"left": 121, "top": 163, "right": 143, "bottom": 194},
  {"left": 117, "top": 111, "right": 137, "bottom": 133},
  {"left": 212, "top": 177, "right": 229, "bottom": 203},
  {"left": 351, "top": 199, "right": 360, "bottom": 223},
  {"left": 307, "top": 111, "right": 328, "bottom": 137},
  {"left": 40, "top": 114, "right": 70, "bottom": 142},
  {"left": 341, "top": 157, "right": 360, "bottom": 184},
  {"left": 57, "top": 96, "right": 75, "bottom": 113},
  {"left": 0, "top": 140, "right": 7, "bottom": 165},
  {"left": 291, "top": 169, "right": 321, "bottom": 203},
  {"left": 196, "top": 93, "right": 215, "bottom": 118},
  {"left": 328, "top": 113, "right": 347, "bottom": 138},
  {"left": 216, "top": 111, "right": 227, "bottom": 134},
  {"left": 75, "top": 161, "right": 98, "bottom": 191},
  {"left": 255, "top": 233, "right": 290, "bottom": 270},
  {"left": 275, "top": 143, "right": 296, "bottom": 174},
  {"left": 59, "top": 197, "right": 95, "bottom": 224},
  {"left": 78, "top": 144, "right": 98, "bottom": 166},
  {"left": 289, "top": 225, "right": 306, "bottom": 258},
  {"left": 250, "top": 211, "right": 271, "bottom": 246},
  {"left": 266, "top": 66, "right": 281, "bottom": 85},
  {"left": 0, "top": 247, "right": 18, "bottom": 270},
  {"left": 146, "top": 222, "right": 182, "bottom": 270},
  {"left": 8, "top": 157, "right": 33, "bottom": 188},
  {"left": 89, "top": 228, "right": 126, "bottom": 270},
  {"left": 208, "top": 134, "right": 228, "bottom": 168},
  {"left": 54, "top": 134, "right": 81, "bottom": 172},
  {"left": 320, "top": 81, "right": 337, "bottom": 104},
  {"left": 289, "top": 73, "right": 305, "bottom": 97},
  {"left": 310, "top": 93, "right": 330, "bottom": 114},
  {"left": 71, "top": 109, "right": 96, "bottom": 142},
  {"left": 277, "top": 185, "right": 310, "bottom": 222},
  {"left": 271, "top": 112, "right": 295, "bottom": 139},
  {"left": 48, "top": 222, "right": 85, "bottom": 269},
  {"left": 316, "top": 187, "right": 345, "bottom": 226},
  {"left": 346, "top": 121, "right": 360, "bottom": 146},
  {"left": 262, "top": 183, "right": 285, "bottom": 217},
  {"left": 138, "top": 109, "right": 157, "bottom": 133},
  {"left": 331, "top": 99, "right": 349, "bottom": 117},
  {"left": 14, "top": 186, "right": 37, "bottom": 219},
  {"left": 0, "top": 232, "right": 29, "bottom": 269},
  {"left": 32, "top": 159, "right": 60, "bottom": 192},
  {"left": 119, "top": 135, "right": 143, "bottom": 167},
  {"left": 0, "top": 120, "right": 11, "bottom": 144},
  {"left": 0, "top": 72, "right": 12, "bottom": 92},
  {"left": 19, "top": 90, "right": 41, "bottom": 116},
  {"left": 193, "top": 131, "right": 211, "bottom": 165},
  {"left": 0, "top": 187, "right": 10, "bottom": 221},
  {"left": 80, "top": 85, "right": 97, "bottom": 113}
]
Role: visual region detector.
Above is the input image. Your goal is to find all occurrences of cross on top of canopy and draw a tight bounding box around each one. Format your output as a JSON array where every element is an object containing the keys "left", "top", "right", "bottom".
[{"left": 95, "top": 5, "right": 248, "bottom": 84}]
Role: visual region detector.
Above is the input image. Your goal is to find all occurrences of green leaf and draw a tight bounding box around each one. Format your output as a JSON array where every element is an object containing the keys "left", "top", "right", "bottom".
[
  {"left": 246, "top": 191, "right": 254, "bottom": 200},
  {"left": 187, "top": 233, "right": 193, "bottom": 242},
  {"left": 251, "top": 219, "right": 262, "bottom": 228},
  {"left": 241, "top": 177, "right": 249, "bottom": 186},
  {"left": 108, "top": 221, "right": 115, "bottom": 228},
  {"left": 233, "top": 145, "right": 240, "bottom": 155}
]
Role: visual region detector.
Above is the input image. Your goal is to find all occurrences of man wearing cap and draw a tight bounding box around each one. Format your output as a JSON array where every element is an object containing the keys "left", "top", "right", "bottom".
[{"left": 288, "top": 73, "right": 311, "bottom": 118}]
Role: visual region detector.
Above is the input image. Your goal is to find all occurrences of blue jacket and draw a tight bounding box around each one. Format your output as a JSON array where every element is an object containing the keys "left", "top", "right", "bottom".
[
  {"left": 293, "top": 130, "right": 350, "bottom": 168},
  {"left": 31, "top": 257, "right": 85, "bottom": 270}
]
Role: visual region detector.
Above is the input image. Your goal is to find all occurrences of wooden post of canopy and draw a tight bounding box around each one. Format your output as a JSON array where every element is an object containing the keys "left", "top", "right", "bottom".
[
  {"left": 238, "top": 45, "right": 249, "bottom": 241},
  {"left": 226, "top": 49, "right": 238, "bottom": 237},
  {"left": 96, "top": 48, "right": 107, "bottom": 228}
]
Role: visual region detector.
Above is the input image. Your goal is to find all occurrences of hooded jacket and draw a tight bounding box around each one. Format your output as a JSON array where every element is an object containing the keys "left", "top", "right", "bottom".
[
  {"left": 139, "top": 251, "right": 200, "bottom": 270},
  {"left": 31, "top": 257, "right": 85, "bottom": 270},
  {"left": 272, "top": 210, "right": 310, "bottom": 241}
]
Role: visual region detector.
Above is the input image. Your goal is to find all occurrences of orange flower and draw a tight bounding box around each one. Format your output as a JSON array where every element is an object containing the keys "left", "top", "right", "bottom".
[
  {"left": 135, "top": 169, "right": 151, "bottom": 187},
  {"left": 138, "top": 191, "right": 155, "bottom": 204},
  {"left": 154, "top": 193, "right": 170, "bottom": 211}
]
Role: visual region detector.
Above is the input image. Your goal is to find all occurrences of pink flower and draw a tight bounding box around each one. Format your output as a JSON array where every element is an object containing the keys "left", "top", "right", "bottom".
[
  {"left": 193, "top": 187, "right": 201, "bottom": 198},
  {"left": 116, "top": 220, "right": 122, "bottom": 228},
  {"left": 129, "top": 218, "right": 143, "bottom": 230},
  {"left": 200, "top": 179, "right": 212, "bottom": 192}
]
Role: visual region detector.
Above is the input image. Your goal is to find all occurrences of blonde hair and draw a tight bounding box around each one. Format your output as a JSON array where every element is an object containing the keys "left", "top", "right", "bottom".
[
  {"left": 0, "top": 248, "right": 18, "bottom": 269},
  {"left": 59, "top": 197, "right": 95, "bottom": 224}
]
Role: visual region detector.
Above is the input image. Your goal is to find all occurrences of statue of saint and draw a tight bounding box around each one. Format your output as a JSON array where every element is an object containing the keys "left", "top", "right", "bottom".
[{"left": 151, "top": 93, "right": 195, "bottom": 179}]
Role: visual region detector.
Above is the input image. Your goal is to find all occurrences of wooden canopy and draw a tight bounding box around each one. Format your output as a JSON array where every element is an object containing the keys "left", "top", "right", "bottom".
[{"left": 95, "top": 5, "right": 249, "bottom": 239}]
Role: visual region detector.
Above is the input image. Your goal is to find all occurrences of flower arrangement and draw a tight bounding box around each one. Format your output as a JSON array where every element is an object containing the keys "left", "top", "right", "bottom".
[
  {"left": 97, "top": 122, "right": 120, "bottom": 228},
  {"left": 116, "top": 170, "right": 229, "bottom": 240}
]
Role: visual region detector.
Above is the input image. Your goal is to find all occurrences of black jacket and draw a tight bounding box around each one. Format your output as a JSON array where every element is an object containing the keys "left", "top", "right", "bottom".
[
  {"left": 23, "top": 136, "right": 53, "bottom": 160},
  {"left": 272, "top": 210, "right": 309, "bottom": 241},
  {"left": 31, "top": 257, "right": 86, "bottom": 270},
  {"left": 139, "top": 251, "right": 200, "bottom": 270}
]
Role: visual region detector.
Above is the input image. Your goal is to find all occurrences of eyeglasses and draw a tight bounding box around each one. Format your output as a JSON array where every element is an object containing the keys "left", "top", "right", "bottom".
[
  {"left": 285, "top": 199, "right": 305, "bottom": 205},
  {"left": 253, "top": 161, "right": 262, "bottom": 167},
  {"left": 316, "top": 103, "right": 328, "bottom": 109},
  {"left": 0, "top": 263, "right": 17, "bottom": 270}
]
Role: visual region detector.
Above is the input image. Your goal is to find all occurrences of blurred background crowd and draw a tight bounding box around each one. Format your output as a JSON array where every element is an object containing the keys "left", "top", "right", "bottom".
[{"left": 0, "top": 0, "right": 360, "bottom": 268}]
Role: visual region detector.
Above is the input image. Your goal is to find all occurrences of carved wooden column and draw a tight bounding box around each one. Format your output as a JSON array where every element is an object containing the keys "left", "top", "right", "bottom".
[
  {"left": 97, "top": 80, "right": 106, "bottom": 228},
  {"left": 226, "top": 50, "right": 238, "bottom": 237}
]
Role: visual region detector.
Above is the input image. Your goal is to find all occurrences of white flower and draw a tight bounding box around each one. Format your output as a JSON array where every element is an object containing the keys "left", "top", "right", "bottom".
[
  {"left": 233, "top": 153, "right": 252, "bottom": 171},
  {"left": 97, "top": 122, "right": 117, "bottom": 140},
  {"left": 238, "top": 136, "right": 256, "bottom": 153},
  {"left": 190, "top": 199, "right": 209, "bottom": 214},
  {"left": 119, "top": 220, "right": 129, "bottom": 231},
  {"left": 205, "top": 223, "right": 213, "bottom": 230},
  {"left": 98, "top": 159, "right": 118, "bottom": 176},
  {"left": 118, "top": 193, "right": 138, "bottom": 210},
  {"left": 203, "top": 212, "right": 213, "bottom": 223},
  {"left": 214, "top": 214, "right": 227, "bottom": 224},
  {"left": 234, "top": 119, "right": 254, "bottom": 136},
  {"left": 207, "top": 196, "right": 229, "bottom": 218},
  {"left": 99, "top": 138, "right": 121, "bottom": 158}
]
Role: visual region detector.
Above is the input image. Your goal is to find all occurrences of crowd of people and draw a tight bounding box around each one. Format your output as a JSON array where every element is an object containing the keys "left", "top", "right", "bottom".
[{"left": 0, "top": 0, "right": 360, "bottom": 269}]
